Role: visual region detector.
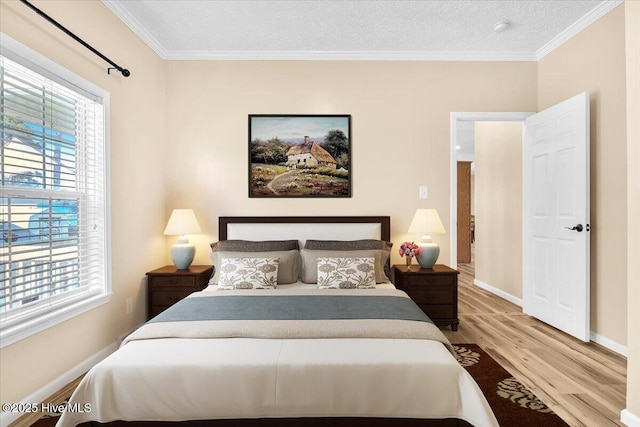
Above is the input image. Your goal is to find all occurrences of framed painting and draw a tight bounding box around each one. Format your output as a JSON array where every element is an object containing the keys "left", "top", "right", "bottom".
[{"left": 249, "top": 114, "right": 352, "bottom": 198}]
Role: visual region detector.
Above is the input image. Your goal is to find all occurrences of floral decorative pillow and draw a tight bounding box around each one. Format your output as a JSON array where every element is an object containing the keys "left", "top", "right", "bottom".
[
  {"left": 316, "top": 257, "right": 376, "bottom": 289},
  {"left": 218, "top": 257, "right": 279, "bottom": 290}
]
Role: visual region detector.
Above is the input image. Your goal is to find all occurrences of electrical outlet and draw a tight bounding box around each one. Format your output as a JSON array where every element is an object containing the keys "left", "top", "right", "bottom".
[
  {"left": 419, "top": 186, "right": 428, "bottom": 199},
  {"left": 126, "top": 297, "right": 133, "bottom": 314}
]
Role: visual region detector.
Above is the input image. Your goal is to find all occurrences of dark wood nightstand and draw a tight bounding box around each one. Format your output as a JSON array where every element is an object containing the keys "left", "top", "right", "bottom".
[
  {"left": 392, "top": 264, "right": 459, "bottom": 331},
  {"left": 146, "top": 265, "right": 214, "bottom": 320}
]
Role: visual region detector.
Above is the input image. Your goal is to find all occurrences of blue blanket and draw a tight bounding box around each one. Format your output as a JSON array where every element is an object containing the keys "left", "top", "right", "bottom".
[{"left": 149, "top": 294, "right": 433, "bottom": 324}]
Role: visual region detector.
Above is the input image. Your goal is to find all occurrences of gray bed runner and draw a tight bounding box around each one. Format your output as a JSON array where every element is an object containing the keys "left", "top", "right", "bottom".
[{"left": 149, "top": 295, "right": 433, "bottom": 324}]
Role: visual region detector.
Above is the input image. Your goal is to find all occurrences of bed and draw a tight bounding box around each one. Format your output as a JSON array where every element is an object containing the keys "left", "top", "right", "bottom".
[{"left": 58, "top": 216, "right": 498, "bottom": 427}]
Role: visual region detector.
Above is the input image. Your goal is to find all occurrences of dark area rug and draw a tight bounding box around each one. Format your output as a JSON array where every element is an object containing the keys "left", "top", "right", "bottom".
[
  {"left": 453, "top": 344, "right": 569, "bottom": 427},
  {"left": 31, "top": 417, "right": 57, "bottom": 427},
  {"left": 31, "top": 344, "right": 569, "bottom": 427}
]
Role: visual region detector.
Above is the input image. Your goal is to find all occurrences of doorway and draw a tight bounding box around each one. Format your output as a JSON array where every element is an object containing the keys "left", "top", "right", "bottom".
[{"left": 450, "top": 112, "right": 534, "bottom": 306}]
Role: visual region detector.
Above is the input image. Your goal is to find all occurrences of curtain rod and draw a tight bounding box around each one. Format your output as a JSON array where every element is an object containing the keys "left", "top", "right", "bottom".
[{"left": 19, "top": 0, "right": 131, "bottom": 77}]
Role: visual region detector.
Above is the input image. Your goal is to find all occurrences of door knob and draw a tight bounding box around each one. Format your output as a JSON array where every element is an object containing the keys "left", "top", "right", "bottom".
[{"left": 565, "top": 224, "right": 584, "bottom": 232}]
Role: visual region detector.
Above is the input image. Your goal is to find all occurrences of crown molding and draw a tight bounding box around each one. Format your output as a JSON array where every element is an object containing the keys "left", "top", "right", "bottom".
[
  {"left": 536, "top": 0, "right": 623, "bottom": 60},
  {"left": 161, "top": 50, "right": 537, "bottom": 62},
  {"left": 102, "top": 0, "right": 169, "bottom": 59}
]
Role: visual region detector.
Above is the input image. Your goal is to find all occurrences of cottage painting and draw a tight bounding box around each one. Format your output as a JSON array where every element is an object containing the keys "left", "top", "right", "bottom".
[{"left": 249, "top": 115, "right": 351, "bottom": 197}]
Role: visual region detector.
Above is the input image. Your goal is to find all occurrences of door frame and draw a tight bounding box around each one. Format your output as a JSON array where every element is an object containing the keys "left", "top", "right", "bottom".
[{"left": 449, "top": 112, "right": 534, "bottom": 269}]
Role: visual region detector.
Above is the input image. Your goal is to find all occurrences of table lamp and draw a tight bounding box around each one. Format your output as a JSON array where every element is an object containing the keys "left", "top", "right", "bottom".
[
  {"left": 408, "top": 208, "right": 446, "bottom": 269},
  {"left": 163, "top": 209, "right": 201, "bottom": 270}
]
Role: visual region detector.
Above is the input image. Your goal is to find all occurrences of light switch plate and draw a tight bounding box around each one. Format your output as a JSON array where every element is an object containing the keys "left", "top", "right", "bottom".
[{"left": 419, "top": 186, "right": 428, "bottom": 199}]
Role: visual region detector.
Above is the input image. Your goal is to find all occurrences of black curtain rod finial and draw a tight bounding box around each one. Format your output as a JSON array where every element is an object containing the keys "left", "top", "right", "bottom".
[{"left": 109, "top": 67, "right": 131, "bottom": 77}]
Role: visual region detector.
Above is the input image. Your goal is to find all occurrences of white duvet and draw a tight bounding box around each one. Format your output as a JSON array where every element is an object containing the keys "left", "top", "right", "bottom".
[{"left": 57, "top": 287, "right": 499, "bottom": 427}]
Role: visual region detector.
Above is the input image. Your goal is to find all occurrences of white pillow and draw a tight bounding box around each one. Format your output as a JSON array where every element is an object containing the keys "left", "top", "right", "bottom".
[
  {"left": 217, "top": 257, "right": 279, "bottom": 290},
  {"left": 317, "top": 257, "right": 376, "bottom": 289}
]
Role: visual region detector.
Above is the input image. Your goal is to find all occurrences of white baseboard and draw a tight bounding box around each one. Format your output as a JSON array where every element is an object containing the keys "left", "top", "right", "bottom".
[
  {"left": 590, "top": 332, "right": 627, "bottom": 356},
  {"left": 1, "top": 342, "right": 118, "bottom": 427},
  {"left": 473, "top": 278, "right": 523, "bottom": 307},
  {"left": 622, "top": 409, "right": 640, "bottom": 427}
]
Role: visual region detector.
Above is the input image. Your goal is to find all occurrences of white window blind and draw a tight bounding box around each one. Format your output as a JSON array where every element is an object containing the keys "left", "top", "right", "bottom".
[{"left": 0, "top": 36, "right": 111, "bottom": 347}]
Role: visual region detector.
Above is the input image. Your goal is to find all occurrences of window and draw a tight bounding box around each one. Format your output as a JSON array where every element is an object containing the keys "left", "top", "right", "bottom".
[{"left": 0, "top": 35, "right": 111, "bottom": 348}]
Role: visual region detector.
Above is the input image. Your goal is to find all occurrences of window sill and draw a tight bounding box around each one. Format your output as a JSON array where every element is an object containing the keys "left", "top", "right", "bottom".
[{"left": 0, "top": 292, "right": 113, "bottom": 349}]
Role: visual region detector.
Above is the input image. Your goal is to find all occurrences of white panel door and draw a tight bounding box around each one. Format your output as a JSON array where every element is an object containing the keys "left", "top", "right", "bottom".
[{"left": 523, "top": 92, "right": 590, "bottom": 342}]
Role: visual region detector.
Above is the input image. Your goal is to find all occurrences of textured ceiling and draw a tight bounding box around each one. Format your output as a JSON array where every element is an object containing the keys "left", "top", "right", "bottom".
[{"left": 103, "top": 0, "right": 619, "bottom": 60}]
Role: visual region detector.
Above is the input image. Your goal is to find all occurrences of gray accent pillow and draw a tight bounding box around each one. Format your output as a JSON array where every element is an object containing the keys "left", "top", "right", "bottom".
[
  {"left": 210, "top": 239, "right": 299, "bottom": 252},
  {"left": 304, "top": 239, "right": 393, "bottom": 251},
  {"left": 300, "top": 249, "right": 387, "bottom": 284},
  {"left": 303, "top": 240, "right": 393, "bottom": 280},
  {"left": 209, "top": 250, "right": 299, "bottom": 285}
]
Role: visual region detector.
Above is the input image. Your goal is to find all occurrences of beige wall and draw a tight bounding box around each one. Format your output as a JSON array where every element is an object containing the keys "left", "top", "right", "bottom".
[
  {"left": 474, "top": 122, "right": 523, "bottom": 299},
  {"left": 164, "top": 60, "right": 538, "bottom": 266},
  {"left": 538, "top": 4, "right": 628, "bottom": 346},
  {"left": 0, "top": 0, "right": 167, "bottom": 403},
  {"left": 625, "top": 0, "right": 640, "bottom": 421}
]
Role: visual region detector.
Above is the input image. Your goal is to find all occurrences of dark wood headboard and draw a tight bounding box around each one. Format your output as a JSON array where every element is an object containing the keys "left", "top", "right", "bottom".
[{"left": 219, "top": 216, "right": 390, "bottom": 242}]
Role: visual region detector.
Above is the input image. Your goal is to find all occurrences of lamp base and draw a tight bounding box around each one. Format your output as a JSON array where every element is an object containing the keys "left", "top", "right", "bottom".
[
  {"left": 171, "top": 243, "right": 195, "bottom": 270},
  {"left": 415, "top": 241, "right": 440, "bottom": 269}
]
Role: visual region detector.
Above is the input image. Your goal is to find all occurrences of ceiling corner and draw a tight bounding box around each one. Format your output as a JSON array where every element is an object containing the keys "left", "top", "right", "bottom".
[
  {"left": 102, "top": 0, "right": 169, "bottom": 60},
  {"left": 536, "top": 0, "right": 624, "bottom": 60}
]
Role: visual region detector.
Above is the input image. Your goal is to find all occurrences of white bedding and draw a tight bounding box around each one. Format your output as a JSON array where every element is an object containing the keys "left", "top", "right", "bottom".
[{"left": 57, "top": 286, "right": 499, "bottom": 427}]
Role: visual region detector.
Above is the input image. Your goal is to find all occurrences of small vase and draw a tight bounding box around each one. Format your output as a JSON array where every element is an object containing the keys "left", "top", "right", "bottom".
[{"left": 405, "top": 256, "right": 412, "bottom": 270}]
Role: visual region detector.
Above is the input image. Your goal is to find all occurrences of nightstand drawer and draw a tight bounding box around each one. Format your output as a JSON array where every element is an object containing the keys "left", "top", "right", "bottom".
[
  {"left": 152, "top": 290, "right": 191, "bottom": 306},
  {"left": 421, "top": 304, "right": 456, "bottom": 320},
  {"left": 150, "top": 276, "right": 197, "bottom": 287},
  {"left": 408, "top": 286, "right": 454, "bottom": 304},
  {"left": 407, "top": 275, "right": 455, "bottom": 287}
]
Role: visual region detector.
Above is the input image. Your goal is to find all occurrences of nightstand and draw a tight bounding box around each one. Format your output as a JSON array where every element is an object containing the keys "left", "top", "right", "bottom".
[
  {"left": 392, "top": 264, "right": 459, "bottom": 331},
  {"left": 146, "top": 265, "right": 214, "bottom": 320}
]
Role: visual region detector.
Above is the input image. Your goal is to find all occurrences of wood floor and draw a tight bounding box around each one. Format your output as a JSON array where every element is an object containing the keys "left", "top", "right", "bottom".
[{"left": 444, "top": 260, "right": 628, "bottom": 427}]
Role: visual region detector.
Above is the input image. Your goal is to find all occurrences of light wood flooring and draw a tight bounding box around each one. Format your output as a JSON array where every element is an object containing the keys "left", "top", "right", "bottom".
[{"left": 444, "top": 259, "right": 628, "bottom": 427}]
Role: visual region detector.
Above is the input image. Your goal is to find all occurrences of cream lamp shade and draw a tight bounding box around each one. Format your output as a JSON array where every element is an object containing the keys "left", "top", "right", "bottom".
[
  {"left": 164, "top": 209, "right": 202, "bottom": 270},
  {"left": 408, "top": 208, "right": 447, "bottom": 269}
]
